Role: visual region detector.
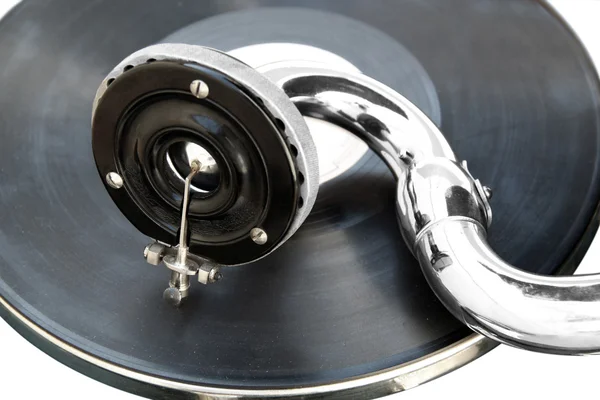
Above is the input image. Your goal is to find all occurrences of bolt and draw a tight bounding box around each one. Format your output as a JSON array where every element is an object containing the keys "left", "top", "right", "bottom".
[
  {"left": 106, "top": 172, "right": 123, "bottom": 189},
  {"left": 399, "top": 149, "right": 415, "bottom": 165},
  {"left": 190, "top": 80, "right": 209, "bottom": 99},
  {"left": 483, "top": 186, "right": 493, "bottom": 200},
  {"left": 250, "top": 227, "right": 268, "bottom": 245},
  {"left": 431, "top": 253, "right": 453, "bottom": 271},
  {"left": 208, "top": 268, "right": 222, "bottom": 283},
  {"left": 190, "top": 159, "right": 201, "bottom": 171},
  {"left": 144, "top": 243, "right": 166, "bottom": 265}
]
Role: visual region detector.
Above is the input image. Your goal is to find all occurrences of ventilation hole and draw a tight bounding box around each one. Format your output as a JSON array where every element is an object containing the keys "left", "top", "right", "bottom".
[
  {"left": 298, "top": 171, "right": 305, "bottom": 185},
  {"left": 290, "top": 144, "right": 298, "bottom": 158},
  {"left": 107, "top": 78, "right": 115, "bottom": 87},
  {"left": 298, "top": 197, "right": 304, "bottom": 209},
  {"left": 255, "top": 97, "right": 264, "bottom": 105},
  {"left": 124, "top": 65, "right": 134, "bottom": 71},
  {"left": 275, "top": 118, "right": 285, "bottom": 131},
  {"left": 147, "top": 58, "right": 157, "bottom": 63}
]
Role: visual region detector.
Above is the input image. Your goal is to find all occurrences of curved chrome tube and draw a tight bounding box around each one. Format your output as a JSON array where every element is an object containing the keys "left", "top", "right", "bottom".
[{"left": 261, "top": 61, "right": 600, "bottom": 355}]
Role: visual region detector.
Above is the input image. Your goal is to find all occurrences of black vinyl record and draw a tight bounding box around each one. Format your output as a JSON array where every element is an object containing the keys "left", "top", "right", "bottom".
[{"left": 1, "top": 0, "right": 600, "bottom": 397}]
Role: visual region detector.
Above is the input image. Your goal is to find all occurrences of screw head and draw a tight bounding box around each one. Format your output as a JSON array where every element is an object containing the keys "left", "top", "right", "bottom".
[
  {"left": 106, "top": 172, "right": 123, "bottom": 189},
  {"left": 250, "top": 228, "right": 268, "bottom": 245},
  {"left": 483, "top": 186, "right": 493, "bottom": 200},
  {"left": 143, "top": 244, "right": 150, "bottom": 259},
  {"left": 190, "top": 80, "right": 209, "bottom": 99},
  {"left": 431, "top": 253, "right": 454, "bottom": 271}
]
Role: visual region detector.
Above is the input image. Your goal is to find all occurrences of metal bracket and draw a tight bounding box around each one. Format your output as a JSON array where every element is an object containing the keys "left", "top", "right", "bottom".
[
  {"left": 144, "top": 241, "right": 222, "bottom": 306},
  {"left": 460, "top": 160, "right": 493, "bottom": 228}
]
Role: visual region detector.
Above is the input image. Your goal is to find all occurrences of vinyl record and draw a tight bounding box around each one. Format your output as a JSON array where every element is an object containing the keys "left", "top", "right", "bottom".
[{"left": 1, "top": 0, "right": 599, "bottom": 398}]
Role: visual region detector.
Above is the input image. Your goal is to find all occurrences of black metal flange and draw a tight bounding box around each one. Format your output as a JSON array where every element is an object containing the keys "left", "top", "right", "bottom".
[{"left": 92, "top": 59, "right": 300, "bottom": 265}]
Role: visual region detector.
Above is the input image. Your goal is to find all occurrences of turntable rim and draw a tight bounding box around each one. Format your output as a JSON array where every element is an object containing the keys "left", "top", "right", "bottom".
[{"left": 0, "top": 295, "right": 495, "bottom": 399}]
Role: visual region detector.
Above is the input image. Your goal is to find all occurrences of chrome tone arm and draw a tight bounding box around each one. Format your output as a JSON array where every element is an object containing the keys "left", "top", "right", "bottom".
[
  {"left": 405, "top": 158, "right": 600, "bottom": 355},
  {"left": 416, "top": 219, "right": 600, "bottom": 355},
  {"left": 259, "top": 62, "right": 456, "bottom": 172},
  {"left": 262, "top": 62, "right": 600, "bottom": 354}
]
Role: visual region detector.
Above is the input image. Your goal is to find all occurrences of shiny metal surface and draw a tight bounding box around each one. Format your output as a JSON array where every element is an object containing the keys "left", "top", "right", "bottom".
[
  {"left": 162, "top": 161, "right": 201, "bottom": 305},
  {"left": 151, "top": 159, "right": 228, "bottom": 304},
  {"left": 197, "top": 262, "right": 222, "bottom": 285},
  {"left": 250, "top": 228, "right": 268, "bottom": 245},
  {"left": 178, "top": 160, "right": 200, "bottom": 253},
  {"left": 260, "top": 63, "right": 478, "bottom": 246},
  {"left": 166, "top": 142, "right": 220, "bottom": 194},
  {"left": 260, "top": 62, "right": 455, "bottom": 180},
  {"left": 262, "top": 61, "right": 600, "bottom": 354},
  {"left": 144, "top": 242, "right": 166, "bottom": 266},
  {"left": 397, "top": 158, "right": 488, "bottom": 247},
  {"left": 105, "top": 172, "right": 123, "bottom": 190},
  {"left": 164, "top": 272, "right": 189, "bottom": 307},
  {"left": 189, "top": 79, "right": 209, "bottom": 99},
  {"left": 416, "top": 220, "right": 600, "bottom": 354}
]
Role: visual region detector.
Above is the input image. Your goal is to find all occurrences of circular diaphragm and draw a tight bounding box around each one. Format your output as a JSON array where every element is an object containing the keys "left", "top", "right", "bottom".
[{"left": 91, "top": 44, "right": 318, "bottom": 265}]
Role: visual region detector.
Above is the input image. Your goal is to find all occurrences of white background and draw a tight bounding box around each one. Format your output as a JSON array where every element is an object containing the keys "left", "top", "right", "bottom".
[{"left": 1, "top": 0, "right": 600, "bottom": 399}]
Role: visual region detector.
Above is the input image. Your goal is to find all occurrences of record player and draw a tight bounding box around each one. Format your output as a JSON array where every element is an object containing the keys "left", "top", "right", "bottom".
[{"left": 1, "top": 0, "right": 600, "bottom": 399}]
